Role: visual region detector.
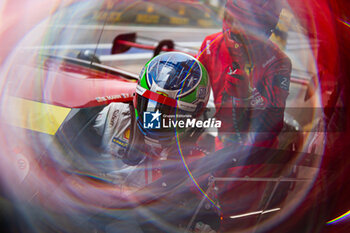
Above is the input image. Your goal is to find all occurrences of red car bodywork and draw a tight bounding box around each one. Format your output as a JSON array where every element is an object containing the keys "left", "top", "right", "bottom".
[{"left": 6, "top": 55, "right": 137, "bottom": 109}]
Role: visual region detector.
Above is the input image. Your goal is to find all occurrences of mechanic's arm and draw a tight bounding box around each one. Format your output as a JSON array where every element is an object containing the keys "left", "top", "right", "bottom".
[
  {"left": 250, "top": 57, "right": 292, "bottom": 146},
  {"left": 259, "top": 57, "right": 292, "bottom": 108},
  {"left": 225, "top": 56, "right": 291, "bottom": 146},
  {"left": 224, "top": 56, "right": 291, "bottom": 108}
]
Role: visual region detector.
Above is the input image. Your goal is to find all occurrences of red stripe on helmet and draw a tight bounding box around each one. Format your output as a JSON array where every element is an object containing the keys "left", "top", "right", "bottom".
[{"left": 141, "top": 89, "right": 178, "bottom": 107}]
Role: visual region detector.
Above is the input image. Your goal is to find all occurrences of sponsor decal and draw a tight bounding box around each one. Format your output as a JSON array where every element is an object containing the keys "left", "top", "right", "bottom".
[
  {"left": 17, "top": 158, "right": 27, "bottom": 170},
  {"left": 198, "top": 19, "right": 214, "bottom": 27},
  {"left": 250, "top": 88, "right": 265, "bottom": 108},
  {"left": 147, "top": 5, "right": 154, "bottom": 13},
  {"left": 156, "top": 91, "right": 169, "bottom": 97},
  {"left": 244, "top": 63, "right": 254, "bottom": 76},
  {"left": 227, "top": 67, "right": 244, "bottom": 80},
  {"left": 198, "top": 87, "right": 207, "bottom": 100},
  {"left": 122, "top": 111, "right": 130, "bottom": 116},
  {"left": 15, "top": 153, "right": 29, "bottom": 182},
  {"left": 136, "top": 14, "right": 160, "bottom": 24},
  {"left": 110, "top": 110, "right": 119, "bottom": 127},
  {"left": 274, "top": 75, "right": 290, "bottom": 91},
  {"left": 227, "top": 66, "right": 235, "bottom": 76},
  {"left": 262, "top": 55, "right": 276, "bottom": 68},
  {"left": 123, "top": 128, "right": 130, "bottom": 140},
  {"left": 227, "top": 62, "right": 242, "bottom": 78},
  {"left": 112, "top": 137, "right": 128, "bottom": 149},
  {"left": 170, "top": 17, "right": 189, "bottom": 25},
  {"left": 206, "top": 40, "right": 211, "bottom": 55},
  {"left": 93, "top": 11, "right": 122, "bottom": 22},
  {"left": 178, "top": 6, "right": 186, "bottom": 15},
  {"left": 96, "top": 93, "right": 133, "bottom": 102}
]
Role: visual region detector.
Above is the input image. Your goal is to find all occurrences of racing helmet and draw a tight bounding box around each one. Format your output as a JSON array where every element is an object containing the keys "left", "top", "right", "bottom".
[
  {"left": 134, "top": 52, "right": 210, "bottom": 148},
  {"left": 223, "top": 0, "right": 283, "bottom": 45}
]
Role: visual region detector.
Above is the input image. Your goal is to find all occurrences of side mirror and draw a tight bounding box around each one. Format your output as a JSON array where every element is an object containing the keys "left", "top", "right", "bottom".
[
  {"left": 111, "top": 32, "right": 137, "bottom": 54},
  {"left": 77, "top": 50, "right": 101, "bottom": 64},
  {"left": 153, "top": 40, "right": 174, "bottom": 57}
]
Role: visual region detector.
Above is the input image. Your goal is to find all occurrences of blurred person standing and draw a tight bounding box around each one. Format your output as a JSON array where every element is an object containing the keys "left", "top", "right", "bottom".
[{"left": 197, "top": 0, "right": 291, "bottom": 148}]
